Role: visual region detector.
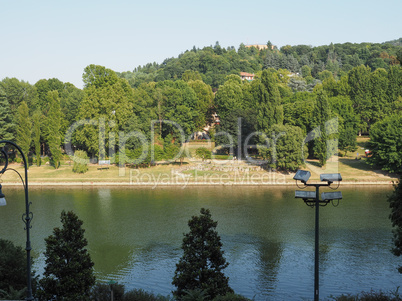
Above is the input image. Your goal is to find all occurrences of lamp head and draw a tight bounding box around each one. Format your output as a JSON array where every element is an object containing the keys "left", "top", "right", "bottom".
[
  {"left": 293, "top": 170, "right": 311, "bottom": 183},
  {"left": 320, "top": 173, "right": 342, "bottom": 183},
  {"left": 0, "top": 184, "right": 6, "bottom": 206},
  {"left": 295, "top": 190, "right": 316, "bottom": 200},
  {"left": 321, "top": 191, "right": 342, "bottom": 201}
]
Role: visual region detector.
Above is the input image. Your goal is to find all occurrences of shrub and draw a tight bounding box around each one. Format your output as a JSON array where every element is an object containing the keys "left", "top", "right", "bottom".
[
  {"left": 72, "top": 150, "right": 89, "bottom": 174},
  {"left": 90, "top": 282, "right": 125, "bottom": 301},
  {"left": 122, "top": 289, "right": 172, "bottom": 301},
  {"left": 212, "top": 293, "right": 252, "bottom": 301},
  {"left": 195, "top": 147, "right": 211, "bottom": 160},
  {"left": 0, "top": 239, "right": 35, "bottom": 296}
]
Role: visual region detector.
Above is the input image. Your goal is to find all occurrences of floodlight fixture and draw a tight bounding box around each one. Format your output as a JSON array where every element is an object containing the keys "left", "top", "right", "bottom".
[
  {"left": 320, "top": 173, "right": 342, "bottom": 183},
  {"left": 295, "top": 190, "right": 316, "bottom": 199},
  {"left": 321, "top": 191, "right": 343, "bottom": 201},
  {"left": 293, "top": 170, "right": 311, "bottom": 183}
]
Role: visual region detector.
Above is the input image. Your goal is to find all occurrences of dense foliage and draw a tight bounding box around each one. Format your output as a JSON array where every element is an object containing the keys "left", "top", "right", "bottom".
[
  {"left": 368, "top": 114, "right": 402, "bottom": 174},
  {"left": 172, "top": 208, "right": 233, "bottom": 300},
  {"left": 0, "top": 239, "right": 36, "bottom": 299},
  {"left": 38, "top": 210, "right": 95, "bottom": 301},
  {"left": 0, "top": 39, "right": 401, "bottom": 172},
  {"left": 388, "top": 179, "right": 402, "bottom": 273},
  {"left": 118, "top": 41, "right": 401, "bottom": 89},
  {"left": 72, "top": 150, "right": 89, "bottom": 173}
]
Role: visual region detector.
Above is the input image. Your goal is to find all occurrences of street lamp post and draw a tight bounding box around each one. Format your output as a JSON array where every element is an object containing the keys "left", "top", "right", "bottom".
[
  {"left": 293, "top": 170, "right": 342, "bottom": 301},
  {"left": 0, "top": 140, "right": 34, "bottom": 301}
]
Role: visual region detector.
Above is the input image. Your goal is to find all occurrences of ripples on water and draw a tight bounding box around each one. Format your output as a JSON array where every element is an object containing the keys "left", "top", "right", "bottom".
[{"left": 1, "top": 186, "right": 400, "bottom": 300}]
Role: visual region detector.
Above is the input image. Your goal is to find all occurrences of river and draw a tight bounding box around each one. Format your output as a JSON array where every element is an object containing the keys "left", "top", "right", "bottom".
[{"left": 0, "top": 185, "right": 400, "bottom": 300}]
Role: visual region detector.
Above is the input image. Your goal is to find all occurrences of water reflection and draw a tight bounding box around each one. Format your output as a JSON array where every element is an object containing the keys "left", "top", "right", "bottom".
[{"left": 0, "top": 186, "right": 400, "bottom": 300}]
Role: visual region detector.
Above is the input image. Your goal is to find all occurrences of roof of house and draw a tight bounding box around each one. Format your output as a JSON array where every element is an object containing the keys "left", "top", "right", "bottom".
[{"left": 240, "top": 72, "right": 255, "bottom": 77}]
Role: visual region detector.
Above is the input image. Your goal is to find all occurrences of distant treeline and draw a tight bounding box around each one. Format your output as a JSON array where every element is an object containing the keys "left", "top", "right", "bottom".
[{"left": 118, "top": 39, "right": 402, "bottom": 89}]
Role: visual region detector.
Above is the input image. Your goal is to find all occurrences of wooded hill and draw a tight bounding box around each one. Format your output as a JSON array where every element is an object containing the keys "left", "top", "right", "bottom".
[{"left": 0, "top": 39, "right": 401, "bottom": 173}]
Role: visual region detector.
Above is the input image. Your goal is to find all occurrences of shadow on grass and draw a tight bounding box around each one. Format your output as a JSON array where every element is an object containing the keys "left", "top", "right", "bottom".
[
  {"left": 305, "top": 160, "right": 321, "bottom": 168},
  {"left": 339, "top": 157, "right": 374, "bottom": 171}
]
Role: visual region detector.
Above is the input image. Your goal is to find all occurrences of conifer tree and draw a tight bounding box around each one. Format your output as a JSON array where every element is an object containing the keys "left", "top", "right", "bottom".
[
  {"left": 172, "top": 208, "right": 233, "bottom": 300},
  {"left": 32, "top": 111, "right": 42, "bottom": 166},
  {"left": 46, "top": 91, "right": 62, "bottom": 168},
  {"left": 15, "top": 101, "right": 31, "bottom": 160},
  {"left": 255, "top": 69, "right": 283, "bottom": 132},
  {"left": 311, "top": 90, "right": 332, "bottom": 166},
  {"left": 39, "top": 210, "right": 95, "bottom": 301},
  {"left": 0, "top": 88, "right": 14, "bottom": 141}
]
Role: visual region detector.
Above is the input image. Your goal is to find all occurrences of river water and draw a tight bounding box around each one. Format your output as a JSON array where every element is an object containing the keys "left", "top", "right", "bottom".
[{"left": 0, "top": 185, "right": 400, "bottom": 300}]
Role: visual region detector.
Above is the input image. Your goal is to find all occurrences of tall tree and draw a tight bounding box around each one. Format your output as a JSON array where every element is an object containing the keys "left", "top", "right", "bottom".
[
  {"left": 311, "top": 90, "right": 332, "bottom": 166},
  {"left": 172, "top": 208, "right": 233, "bottom": 300},
  {"left": 348, "top": 65, "right": 372, "bottom": 132},
  {"left": 388, "top": 179, "right": 402, "bottom": 273},
  {"left": 253, "top": 69, "right": 283, "bottom": 133},
  {"left": 214, "top": 75, "right": 244, "bottom": 121},
  {"left": 0, "top": 87, "right": 14, "bottom": 140},
  {"left": 32, "top": 111, "right": 42, "bottom": 166},
  {"left": 259, "top": 124, "right": 307, "bottom": 171},
  {"left": 76, "top": 65, "right": 134, "bottom": 158},
  {"left": 368, "top": 114, "right": 402, "bottom": 174},
  {"left": 38, "top": 211, "right": 95, "bottom": 301},
  {"left": 0, "top": 239, "right": 36, "bottom": 298},
  {"left": 15, "top": 101, "right": 32, "bottom": 161},
  {"left": 46, "top": 91, "right": 62, "bottom": 168},
  {"left": 188, "top": 80, "right": 214, "bottom": 130}
]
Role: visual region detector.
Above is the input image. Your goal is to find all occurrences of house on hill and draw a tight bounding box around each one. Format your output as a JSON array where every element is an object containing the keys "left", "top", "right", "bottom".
[
  {"left": 245, "top": 44, "right": 275, "bottom": 50},
  {"left": 240, "top": 72, "right": 255, "bottom": 81}
]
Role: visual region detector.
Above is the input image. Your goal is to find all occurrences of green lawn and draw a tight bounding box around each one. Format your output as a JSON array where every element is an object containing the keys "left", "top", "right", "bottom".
[{"left": 0, "top": 137, "right": 398, "bottom": 185}]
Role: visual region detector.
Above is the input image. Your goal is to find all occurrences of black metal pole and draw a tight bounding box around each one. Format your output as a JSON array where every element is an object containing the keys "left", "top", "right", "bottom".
[
  {"left": 314, "top": 184, "right": 320, "bottom": 301},
  {"left": 0, "top": 141, "right": 34, "bottom": 301}
]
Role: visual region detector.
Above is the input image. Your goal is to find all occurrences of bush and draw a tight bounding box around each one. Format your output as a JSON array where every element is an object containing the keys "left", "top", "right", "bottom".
[
  {"left": 213, "top": 293, "right": 252, "bottom": 301},
  {"left": 0, "top": 239, "right": 34, "bottom": 296},
  {"left": 90, "top": 282, "right": 125, "bottom": 301},
  {"left": 72, "top": 150, "right": 89, "bottom": 174},
  {"left": 122, "top": 289, "right": 172, "bottom": 301},
  {"left": 195, "top": 147, "right": 211, "bottom": 160}
]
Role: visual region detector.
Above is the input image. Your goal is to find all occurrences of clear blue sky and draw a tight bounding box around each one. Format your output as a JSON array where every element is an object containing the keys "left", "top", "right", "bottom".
[{"left": 1, "top": 0, "right": 401, "bottom": 89}]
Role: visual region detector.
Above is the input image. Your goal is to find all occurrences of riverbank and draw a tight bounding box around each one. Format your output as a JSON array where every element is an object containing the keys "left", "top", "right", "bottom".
[{"left": 0, "top": 156, "right": 398, "bottom": 187}]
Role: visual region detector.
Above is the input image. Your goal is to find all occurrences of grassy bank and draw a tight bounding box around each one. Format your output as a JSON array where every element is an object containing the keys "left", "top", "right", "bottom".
[{"left": 0, "top": 138, "right": 398, "bottom": 186}]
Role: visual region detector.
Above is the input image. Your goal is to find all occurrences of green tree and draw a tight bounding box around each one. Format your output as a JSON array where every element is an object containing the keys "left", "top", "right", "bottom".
[
  {"left": 15, "top": 101, "right": 32, "bottom": 160},
  {"left": 82, "top": 64, "right": 119, "bottom": 89},
  {"left": 34, "top": 78, "right": 64, "bottom": 113},
  {"left": 329, "top": 96, "right": 359, "bottom": 156},
  {"left": 76, "top": 66, "right": 134, "bottom": 158},
  {"left": 182, "top": 70, "right": 203, "bottom": 82},
  {"left": 388, "top": 179, "right": 402, "bottom": 272},
  {"left": 368, "top": 114, "right": 402, "bottom": 174},
  {"left": 195, "top": 147, "right": 211, "bottom": 161},
  {"left": 0, "top": 239, "right": 36, "bottom": 298},
  {"left": 46, "top": 91, "right": 62, "bottom": 168},
  {"left": 39, "top": 210, "right": 95, "bottom": 301},
  {"left": 0, "top": 77, "right": 37, "bottom": 122},
  {"left": 214, "top": 75, "right": 244, "bottom": 121},
  {"left": 188, "top": 80, "right": 214, "bottom": 130},
  {"left": 259, "top": 124, "right": 307, "bottom": 172},
  {"left": 172, "top": 208, "right": 233, "bottom": 300},
  {"left": 311, "top": 90, "right": 332, "bottom": 166},
  {"left": 0, "top": 87, "right": 15, "bottom": 140},
  {"left": 72, "top": 150, "right": 89, "bottom": 173},
  {"left": 253, "top": 69, "right": 283, "bottom": 132},
  {"left": 32, "top": 111, "right": 42, "bottom": 166},
  {"left": 348, "top": 65, "right": 372, "bottom": 132}
]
